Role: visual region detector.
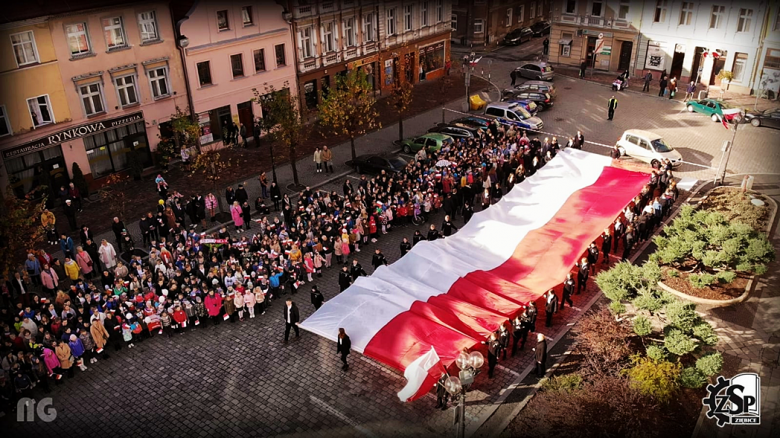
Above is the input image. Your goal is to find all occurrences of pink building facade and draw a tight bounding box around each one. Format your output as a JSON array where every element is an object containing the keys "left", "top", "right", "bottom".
[
  {"left": 179, "top": 0, "right": 298, "bottom": 148},
  {"left": 45, "top": 2, "right": 188, "bottom": 186}
]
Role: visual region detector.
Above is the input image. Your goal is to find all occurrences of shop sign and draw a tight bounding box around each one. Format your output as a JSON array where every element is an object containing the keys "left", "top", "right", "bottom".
[
  {"left": 645, "top": 42, "right": 666, "bottom": 70},
  {"left": 198, "top": 112, "right": 213, "bottom": 144},
  {"left": 2, "top": 111, "right": 143, "bottom": 159}
]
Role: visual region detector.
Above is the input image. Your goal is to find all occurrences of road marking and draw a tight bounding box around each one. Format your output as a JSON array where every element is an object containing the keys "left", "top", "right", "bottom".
[
  {"left": 347, "top": 175, "right": 362, "bottom": 180},
  {"left": 310, "top": 395, "right": 378, "bottom": 438}
]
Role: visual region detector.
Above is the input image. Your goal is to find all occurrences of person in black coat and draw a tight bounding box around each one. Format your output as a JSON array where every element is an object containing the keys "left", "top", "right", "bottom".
[
  {"left": 587, "top": 243, "right": 599, "bottom": 275},
  {"left": 63, "top": 199, "right": 78, "bottom": 232},
  {"left": 427, "top": 224, "right": 442, "bottom": 241},
  {"left": 102, "top": 312, "right": 123, "bottom": 351},
  {"left": 338, "top": 266, "right": 352, "bottom": 292},
  {"left": 270, "top": 182, "right": 282, "bottom": 211},
  {"left": 412, "top": 230, "right": 424, "bottom": 246},
  {"left": 544, "top": 290, "right": 558, "bottom": 327},
  {"left": 441, "top": 215, "right": 458, "bottom": 237},
  {"left": 371, "top": 249, "right": 387, "bottom": 271},
  {"left": 79, "top": 225, "right": 94, "bottom": 247},
  {"left": 498, "top": 323, "right": 510, "bottom": 360},
  {"left": 483, "top": 333, "right": 500, "bottom": 378},
  {"left": 511, "top": 310, "right": 532, "bottom": 356},
  {"left": 225, "top": 186, "right": 236, "bottom": 208},
  {"left": 435, "top": 373, "right": 449, "bottom": 410},
  {"left": 575, "top": 257, "right": 590, "bottom": 294},
  {"left": 399, "top": 237, "right": 412, "bottom": 257},
  {"left": 527, "top": 301, "right": 538, "bottom": 331},
  {"left": 601, "top": 230, "right": 612, "bottom": 266},
  {"left": 575, "top": 131, "right": 584, "bottom": 150},
  {"left": 241, "top": 201, "right": 252, "bottom": 230},
  {"left": 533, "top": 333, "right": 547, "bottom": 378},
  {"left": 311, "top": 286, "right": 324, "bottom": 310},
  {"left": 283, "top": 299, "right": 300, "bottom": 343},
  {"left": 462, "top": 202, "right": 474, "bottom": 224},
  {"left": 562, "top": 273, "right": 575, "bottom": 309},
  {"left": 336, "top": 328, "right": 351, "bottom": 371},
  {"left": 111, "top": 217, "right": 126, "bottom": 251},
  {"left": 235, "top": 184, "right": 249, "bottom": 205},
  {"left": 350, "top": 260, "right": 366, "bottom": 282}
]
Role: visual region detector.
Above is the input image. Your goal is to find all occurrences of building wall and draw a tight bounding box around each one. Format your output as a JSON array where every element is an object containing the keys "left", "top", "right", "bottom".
[
  {"left": 750, "top": 2, "right": 780, "bottom": 96},
  {"left": 451, "top": 0, "right": 549, "bottom": 47},
  {"left": 45, "top": 2, "right": 188, "bottom": 185},
  {"left": 180, "top": 0, "right": 298, "bottom": 147}
]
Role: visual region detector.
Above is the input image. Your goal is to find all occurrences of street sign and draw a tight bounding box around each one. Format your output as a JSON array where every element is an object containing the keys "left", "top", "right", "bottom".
[
  {"left": 595, "top": 39, "right": 605, "bottom": 55},
  {"left": 600, "top": 45, "right": 612, "bottom": 55},
  {"left": 598, "top": 32, "right": 604, "bottom": 39}
]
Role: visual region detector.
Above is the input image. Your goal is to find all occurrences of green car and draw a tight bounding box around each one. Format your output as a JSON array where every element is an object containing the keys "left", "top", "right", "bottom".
[
  {"left": 686, "top": 99, "right": 734, "bottom": 122},
  {"left": 397, "top": 133, "right": 454, "bottom": 154}
]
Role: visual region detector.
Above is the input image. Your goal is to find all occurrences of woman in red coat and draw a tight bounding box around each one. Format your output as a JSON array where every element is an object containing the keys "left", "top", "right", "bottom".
[
  {"left": 172, "top": 304, "right": 188, "bottom": 333},
  {"left": 204, "top": 289, "right": 223, "bottom": 325}
]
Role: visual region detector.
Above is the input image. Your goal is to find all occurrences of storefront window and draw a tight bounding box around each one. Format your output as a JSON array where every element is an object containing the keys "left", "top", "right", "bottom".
[
  {"left": 84, "top": 121, "right": 150, "bottom": 178},
  {"left": 418, "top": 41, "right": 445, "bottom": 80},
  {"left": 6, "top": 147, "right": 67, "bottom": 198},
  {"left": 304, "top": 79, "right": 318, "bottom": 109}
]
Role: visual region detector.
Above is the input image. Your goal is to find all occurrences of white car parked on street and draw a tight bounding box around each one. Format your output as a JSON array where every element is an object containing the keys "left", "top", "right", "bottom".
[{"left": 615, "top": 130, "right": 683, "bottom": 168}]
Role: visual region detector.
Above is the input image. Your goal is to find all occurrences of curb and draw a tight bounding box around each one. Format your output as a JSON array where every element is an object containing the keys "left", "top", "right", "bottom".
[{"left": 656, "top": 186, "right": 777, "bottom": 308}]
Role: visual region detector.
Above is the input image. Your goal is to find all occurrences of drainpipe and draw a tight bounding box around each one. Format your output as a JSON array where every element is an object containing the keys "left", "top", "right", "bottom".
[
  {"left": 631, "top": 0, "right": 645, "bottom": 77},
  {"left": 171, "top": 1, "right": 198, "bottom": 123}
]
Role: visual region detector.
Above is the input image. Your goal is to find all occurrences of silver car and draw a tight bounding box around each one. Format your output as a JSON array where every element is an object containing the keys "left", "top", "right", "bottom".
[
  {"left": 515, "top": 61, "right": 554, "bottom": 81},
  {"left": 514, "top": 80, "right": 557, "bottom": 97}
]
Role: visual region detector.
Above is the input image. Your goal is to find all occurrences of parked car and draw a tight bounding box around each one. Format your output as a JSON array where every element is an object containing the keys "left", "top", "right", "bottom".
[
  {"left": 484, "top": 102, "right": 544, "bottom": 131},
  {"left": 448, "top": 116, "right": 502, "bottom": 131},
  {"left": 395, "top": 133, "right": 454, "bottom": 154},
  {"left": 503, "top": 27, "right": 533, "bottom": 45},
  {"left": 347, "top": 154, "right": 408, "bottom": 174},
  {"left": 514, "top": 80, "right": 557, "bottom": 98},
  {"left": 502, "top": 90, "right": 554, "bottom": 111},
  {"left": 530, "top": 21, "right": 551, "bottom": 37},
  {"left": 744, "top": 108, "right": 780, "bottom": 129},
  {"left": 515, "top": 61, "right": 554, "bottom": 81},
  {"left": 501, "top": 99, "right": 539, "bottom": 116},
  {"left": 615, "top": 130, "right": 683, "bottom": 168},
  {"left": 427, "top": 123, "right": 478, "bottom": 139},
  {"left": 685, "top": 99, "right": 735, "bottom": 122}
]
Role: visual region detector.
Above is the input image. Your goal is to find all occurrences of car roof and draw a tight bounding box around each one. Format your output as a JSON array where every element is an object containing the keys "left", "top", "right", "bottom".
[
  {"left": 522, "top": 81, "right": 553, "bottom": 86},
  {"left": 623, "top": 129, "right": 662, "bottom": 140},
  {"left": 421, "top": 133, "right": 452, "bottom": 140},
  {"left": 520, "top": 61, "right": 548, "bottom": 67}
]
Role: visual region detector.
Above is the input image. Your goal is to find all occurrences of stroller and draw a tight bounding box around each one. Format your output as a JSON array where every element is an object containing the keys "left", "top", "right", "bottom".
[{"left": 612, "top": 76, "right": 628, "bottom": 91}]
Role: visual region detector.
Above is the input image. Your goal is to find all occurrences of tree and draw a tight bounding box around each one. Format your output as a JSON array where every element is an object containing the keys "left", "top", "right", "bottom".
[
  {"left": 158, "top": 106, "right": 199, "bottom": 171},
  {"left": 317, "top": 68, "right": 380, "bottom": 161},
  {"left": 190, "top": 144, "right": 232, "bottom": 214},
  {"left": 253, "top": 83, "right": 307, "bottom": 188},
  {"left": 98, "top": 173, "right": 130, "bottom": 220},
  {"left": 390, "top": 54, "right": 414, "bottom": 143},
  {"left": 0, "top": 188, "right": 47, "bottom": 277},
  {"left": 71, "top": 162, "right": 89, "bottom": 197}
]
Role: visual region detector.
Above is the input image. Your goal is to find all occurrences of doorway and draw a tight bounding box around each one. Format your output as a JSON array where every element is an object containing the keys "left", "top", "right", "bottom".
[
  {"left": 670, "top": 46, "right": 685, "bottom": 81},
  {"left": 586, "top": 36, "right": 597, "bottom": 66},
  {"left": 690, "top": 47, "right": 706, "bottom": 84},
  {"left": 618, "top": 41, "right": 633, "bottom": 72},
  {"left": 237, "top": 101, "right": 254, "bottom": 142},
  {"left": 709, "top": 51, "right": 727, "bottom": 85}
]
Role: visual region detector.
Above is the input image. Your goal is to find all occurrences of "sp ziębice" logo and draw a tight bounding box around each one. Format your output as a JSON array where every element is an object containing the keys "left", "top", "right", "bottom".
[
  {"left": 703, "top": 373, "right": 761, "bottom": 427},
  {"left": 16, "top": 397, "right": 57, "bottom": 423}
]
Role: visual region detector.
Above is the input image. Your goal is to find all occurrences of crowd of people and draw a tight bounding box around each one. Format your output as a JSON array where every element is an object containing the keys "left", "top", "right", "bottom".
[{"left": 0, "top": 117, "right": 678, "bottom": 412}]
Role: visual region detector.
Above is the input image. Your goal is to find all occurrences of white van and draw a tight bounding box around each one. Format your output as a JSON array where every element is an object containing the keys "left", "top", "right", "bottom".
[{"left": 615, "top": 130, "right": 683, "bottom": 168}]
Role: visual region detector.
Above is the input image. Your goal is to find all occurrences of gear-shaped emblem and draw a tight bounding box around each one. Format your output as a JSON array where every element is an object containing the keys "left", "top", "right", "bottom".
[{"left": 703, "top": 376, "right": 731, "bottom": 427}]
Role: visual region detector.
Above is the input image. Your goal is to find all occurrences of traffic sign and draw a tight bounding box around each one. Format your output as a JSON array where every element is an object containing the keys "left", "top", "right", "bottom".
[
  {"left": 600, "top": 46, "right": 612, "bottom": 55},
  {"left": 598, "top": 32, "right": 604, "bottom": 39},
  {"left": 595, "top": 39, "right": 605, "bottom": 55}
]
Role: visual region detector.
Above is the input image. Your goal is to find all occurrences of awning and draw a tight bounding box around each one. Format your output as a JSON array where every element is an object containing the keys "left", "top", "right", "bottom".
[{"left": 558, "top": 39, "right": 572, "bottom": 45}]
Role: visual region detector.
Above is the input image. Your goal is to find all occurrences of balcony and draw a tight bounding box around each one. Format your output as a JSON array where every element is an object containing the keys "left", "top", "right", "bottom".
[
  {"left": 553, "top": 14, "right": 635, "bottom": 30},
  {"left": 364, "top": 42, "right": 377, "bottom": 53},
  {"left": 323, "top": 52, "right": 340, "bottom": 65}
]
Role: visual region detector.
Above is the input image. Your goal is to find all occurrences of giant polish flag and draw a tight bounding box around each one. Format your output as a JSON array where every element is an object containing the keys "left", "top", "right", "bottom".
[{"left": 300, "top": 149, "right": 649, "bottom": 399}]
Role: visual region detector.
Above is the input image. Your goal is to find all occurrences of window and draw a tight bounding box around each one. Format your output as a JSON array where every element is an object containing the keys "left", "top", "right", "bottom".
[
  {"left": 732, "top": 53, "right": 748, "bottom": 82},
  {"left": 197, "top": 61, "right": 212, "bottom": 86},
  {"left": 387, "top": 8, "right": 397, "bottom": 36},
  {"left": 364, "top": 13, "right": 375, "bottom": 42},
  {"left": 451, "top": 13, "right": 457, "bottom": 31},
  {"left": 618, "top": 0, "right": 630, "bottom": 19},
  {"left": 102, "top": 17, "right": 127, "bottom": 50},
  {"left": 253, "top": 49, "right": 265, "bottom": 72},
  {"left": 679, "top": 2, "right": 693, "bottom": 25},
  {"left": 27, "top": 95, "right": 54, "bottom": 127},
  {"left": 148, "top": 67, "right": 170, "bottom": 98},
  {"left": 506, "top": 8, "right": 513, "bottom": 27},
  {"left": 11, "top": 31, "right": 39, "bottom": 66},
  {"left": 561, "top": 44, "right": 571, "bottom": 57},
  {"left": 436, "top": 0, "right": 443, "bottom": 22},
  {"left": 138, "top": 11, "right": 159, "bottom": 42},
  {"left": 0, "top": 106, "right": 11, "bottom": 137},
  {"left": 591, "top": 0, "right": 602, "bottom": 17},
  {"left": 275, "top": 44, "right": 286, "bottom": 66},
  {"left": 66, "top": 23, "right": 91, "bottom": 56},
  {"left": 654, "top": 0, "right": 667, "bottom": 23},
  {"left": 765, "top": 49, "right": 780, "bottom": 69},
  {"left": 564, "top": 0, "right": 576, "bottom": 14},
  {"left": 301, "top": 27, "right": 314, "bottom": 58},
  {"left": 323, "top": 21, "right": 335, "bottom": 52},
  {"left": 404, "top": 5, "right": 413, "bottom": 31},
  {"left": 241, "top": 6, "right": 253, "bottom": 26},
  {"left": 115, "top": 75, "right": 138, "bottom": 107},
  {"left": 421, "top": 1, "right": 429, "bottom": 27},
  {"left": 518, "top": 5, "right": 524, "bottom": 23},
  {"left": 217, "top": 10, "right": 229, "bottom": 31},
  {"left": 775, "top": 8, "right": 780, "bottom": 31},
  {"left": 737, "top": 9, "right": 753, "bottom": 33},
  {"left": 230, "top": 54, "right": 244, "bottom": 78},
  {"left": 79, "top": 84, "right": 104, "bottom": 116},
  {"left": 530, "top": 2, "right": 535, "bottom": 18},
  {"left": 710, "top": 5, "right": 725, "bottom": 29},
  {"left": 344, "top": 17, "right": 356, "bottom": 47},
  {"left": 474, "top": 19, "right": 484, "bottom": 34}
]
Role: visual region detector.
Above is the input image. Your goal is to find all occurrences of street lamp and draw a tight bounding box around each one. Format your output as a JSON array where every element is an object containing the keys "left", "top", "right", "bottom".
[{"left": 445, "top": 351, "right": 484, "bottom": 438}]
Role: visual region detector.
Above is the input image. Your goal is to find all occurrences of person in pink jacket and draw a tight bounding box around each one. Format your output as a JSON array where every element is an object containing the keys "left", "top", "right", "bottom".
[
  {"left": 230, "top": 201, "right": 244, "bottom": 233},
  {"left": 244, "top": 287, "right": 257, "bottom": 319},
  {"left": 204, "top": 289, "right": 223, "bottom": 325},
  {"left": 40, "top": 264, "right": 59, "bottom": 295},
  {"left": 205, "top": 193, "right": 218, "bottom": 222},
  {"left": 42, "top": 347, "right": 62, "bottom": 380},
  {"left": 75, "top": 246, "right": 94, "bottom": 279},
  {"left": 303, "top": 253, "right": 315, "bottom": 282}
]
